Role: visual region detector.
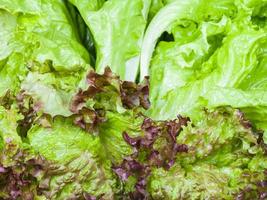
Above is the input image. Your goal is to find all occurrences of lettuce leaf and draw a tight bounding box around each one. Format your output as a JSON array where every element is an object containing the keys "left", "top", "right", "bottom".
[
  {"left": 147, "top": 0, "right": 267, "bottom": 133},
  {"left": 70, "top": 0, "right": 151, "bottom": 81},
  {"left": 0, "top": 0, "right": 91, "bottom": 116},
  {"left": 98, "top": 111, "right": 144, "bottom": 165},
  {"left": 0, "top": 106, "right": 22, "bottom": 167},
  {"left": 140, "top": 0, "right": 200, "bottom": 79},
  {"left": 148, "top": 108, "right": 267, "bottom": 199},
  {"left": 28, "top": 117, "right": 117, "bottom": 199},
  {"left": 0, "top": 0, "right": 267, "bottom": 199}
]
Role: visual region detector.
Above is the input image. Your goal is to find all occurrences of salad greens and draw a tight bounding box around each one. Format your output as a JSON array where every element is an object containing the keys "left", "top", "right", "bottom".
[
  {"left": 0, "top": 0, "right": 266, "bottom": 199},
  {"left": 70, "top": 0, "right": 151, "bottom": 81},
  {"left": 145, "top": 0, "right": 267, "bottom": 132}
]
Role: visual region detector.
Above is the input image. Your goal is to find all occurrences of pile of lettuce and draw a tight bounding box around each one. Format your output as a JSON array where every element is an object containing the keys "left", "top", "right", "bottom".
[{"left": 0, "top": 0, "right": 266, "bottom": 199}]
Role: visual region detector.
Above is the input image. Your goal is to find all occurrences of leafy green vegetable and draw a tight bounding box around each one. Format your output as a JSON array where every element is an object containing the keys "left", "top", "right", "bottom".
[
  {"left": 70, "top": 0, "right": 151, "bottom": 81},
  {"left": 0, "top": 0, "right": 267, "bottom": 199},
  {"left": 0, "top": 106, "right": 22, "bottom": 166},
  {"left": 140, "top": 0, "right": 205, "bottom": 79},
  {"left": 28, "top": 117, "right": 117, "bottom": 199},
  {"left": 147, "top": 0, "right": 267, "bottom": 133},
  {"left": 99, "top": 111, "right": 143, "bottom": 165},
  {"left": 0, "top": 0, "right": 91, "bottom": 116},
  {"left": 148, "top": 108, "right": 267, "bottom": 199}
]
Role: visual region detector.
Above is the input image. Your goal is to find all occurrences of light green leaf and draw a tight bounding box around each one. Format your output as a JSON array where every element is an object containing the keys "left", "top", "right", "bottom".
[
  {"left": 71, "top": 0, "right": 151, "bottom": 81},
  {"left": 28, "top": 117, "right": 116, "bottom": 199},
  {"left": 0, "top": 106, "right": 22, "bottom": 166}
]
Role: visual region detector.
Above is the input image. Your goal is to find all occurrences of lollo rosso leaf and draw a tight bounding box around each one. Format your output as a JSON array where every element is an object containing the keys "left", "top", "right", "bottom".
[
  {"left": 235, "top": 169, "right": 267, "bottom": 200},
  {"left": 120, "top": 76, "right": 150, "bottom": 110},
  {"left": 113, "top": 115, "right": 190, "bottom": 199},
  {"left": 0, "top": 149, "right": 50, "bottom": 200},
  {"left": 16, "top": 90, "right": 42, "bottom": 137},
  {"left": 70, "top": 67, "right": 150, "bottom": 132},
  {"left": 122, "top": 115, "right": 189, "bottom": 169},
  {"left": 1, "top": 89, "right": 43, "bottom": 138}
]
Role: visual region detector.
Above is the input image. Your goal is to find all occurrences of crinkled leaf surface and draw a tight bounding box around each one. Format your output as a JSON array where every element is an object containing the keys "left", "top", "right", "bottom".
[
  {"left": 147, "top": 0, "right": 267, "bottom": 133},
  {"left": 28, "top": 117, "right": 117, "bottom": 199},
  {"left": 0, "top": 0, "right": 91, "bottom": 116}
]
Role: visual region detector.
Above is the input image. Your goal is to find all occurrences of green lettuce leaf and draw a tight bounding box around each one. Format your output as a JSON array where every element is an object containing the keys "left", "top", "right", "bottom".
[
  {"left": 70, "top": 0, "right": 151, "bottom": 81},
  {"left": 21, "top": 72, "right": 79, "bottom": 117},
  {"left": 0, "top": 0, "right": 91, "bottom": 116},
  {"left": 28, "top": 116, "right": 117, "bottom": 199},
  {"left": 147, "top": 0, "right": 165, "bottom": 21},
  {"left": 140, "top": 0, "right": 200, "bottom": 79},
  {"left": 148, "top": 108, "right": 267, "bottom": 199},
  {"left": 98, "top": 111, "right": 143, "bottom": 165},
  {"left": 0, "top": 106, "right": 22, "bottom": 166},
  {"left": 147, "top": 0, "right": 267, "bottom": 133}
]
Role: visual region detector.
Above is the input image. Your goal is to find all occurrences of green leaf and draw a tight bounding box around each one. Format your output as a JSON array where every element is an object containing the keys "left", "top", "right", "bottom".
[
  {"left": 71, "top": 0, "right": 151, "bottom": 81},
  {"left": 140, "top": 0, "right": 200, "bottom": 79},
  {"left": 147, "top": 2, "right": 267, "bottom": 134},
  {"left": 28, "top": 117, "right": 117, "bottom": 199},
  {"left": 148, "top": 108, "right": 267, "bottom": 199},
  {"left": 99, "top": 111, "right": 143, "bottom": 164},
  {"left": 21, "top": 71, "right": 84, "bottom": 117},
  {"left": 0, "top": 0, "right": 91, "bottom": 117},
  {"left": 0, "top": 106, "right": 22, "bottom": 166}
]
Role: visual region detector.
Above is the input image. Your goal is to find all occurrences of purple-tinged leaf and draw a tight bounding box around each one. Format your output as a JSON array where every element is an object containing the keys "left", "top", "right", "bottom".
[
  {"left": 122, "top": 132, "right": 141, "bottom": 148},
  {"left": 83, "top": 192, "right": 97, "bottom": 200},
  {"left": 236, "top": 110, "right": 252, "bottom": 129},
  {"left": 113, "top": 167, "right": 130, "bottom": 181}
]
